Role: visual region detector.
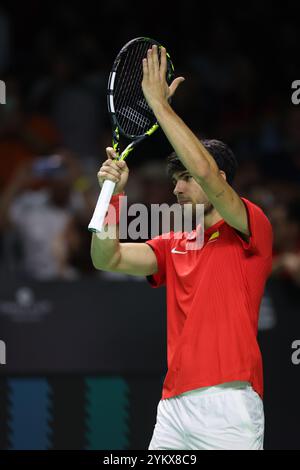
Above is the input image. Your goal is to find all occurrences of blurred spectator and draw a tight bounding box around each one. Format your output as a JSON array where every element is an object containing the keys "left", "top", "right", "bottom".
[
  {"left": 0, "top": 150, "right": 93, "bottom": 280},
  {"left": 138, "top": 161, "right": 173, "bottom": 205},
  {"left": 54, "top": 212, "right": 97, "bottom": 277},
  {"left": 0, "top": 77, "right": 61, "bottom": 189},
  {"left": 270, "top": 199, "right": 300, "bottom": 287},
  {"left": 28, "top": 48, "right": 106, "bottom": 169}
]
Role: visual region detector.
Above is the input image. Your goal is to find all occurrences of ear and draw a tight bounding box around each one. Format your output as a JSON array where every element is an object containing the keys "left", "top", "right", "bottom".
[{"left": 219, "top": 170, "right": 227, "bottom": 181}]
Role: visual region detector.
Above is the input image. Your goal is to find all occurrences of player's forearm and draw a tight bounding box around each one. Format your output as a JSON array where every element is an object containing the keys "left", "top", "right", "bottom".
[
  {"left": 153, "top": 102, "right": 219, "bottom": 181},
  {"left": 90, "top": 227, "right": 121, "bottom": 271}
]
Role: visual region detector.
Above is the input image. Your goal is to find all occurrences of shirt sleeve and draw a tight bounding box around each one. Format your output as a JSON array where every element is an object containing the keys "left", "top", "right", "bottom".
[
  {"left": 235, "top": 197, "right": 273, "bottom": 258},
  {"left": 145, "top": 235, "right": 168, "bottom": 288}
]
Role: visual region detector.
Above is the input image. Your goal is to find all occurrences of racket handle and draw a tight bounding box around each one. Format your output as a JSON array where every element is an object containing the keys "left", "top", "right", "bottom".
[{"left": 88, "top": 179, "right": 116, "bottom": 233}]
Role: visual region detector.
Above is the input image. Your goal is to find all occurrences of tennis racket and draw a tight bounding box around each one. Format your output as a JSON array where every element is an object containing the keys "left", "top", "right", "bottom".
[{"left": 88, "top": 37, "right": 174, "bottom": 233}]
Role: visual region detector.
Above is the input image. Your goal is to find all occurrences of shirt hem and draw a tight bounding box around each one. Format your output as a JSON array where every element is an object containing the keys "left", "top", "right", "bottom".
[{"left": 161, "top": 374, "right": 263, "bottom": 401}]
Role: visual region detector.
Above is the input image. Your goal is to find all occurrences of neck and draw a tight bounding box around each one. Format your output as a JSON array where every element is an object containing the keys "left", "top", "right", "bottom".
[{"left": 204, "top": 207, "right": 223, "bottom": 230}]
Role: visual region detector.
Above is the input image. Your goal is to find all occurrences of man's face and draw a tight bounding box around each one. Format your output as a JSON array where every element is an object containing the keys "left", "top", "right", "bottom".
[{"left": 172, "top": 170, "right": 213, "bottom": 215}]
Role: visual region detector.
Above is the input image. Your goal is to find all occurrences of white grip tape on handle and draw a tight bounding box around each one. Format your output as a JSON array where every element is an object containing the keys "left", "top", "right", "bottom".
[{"left": 88, "top": 179, "right": 116, "bottom": 232}]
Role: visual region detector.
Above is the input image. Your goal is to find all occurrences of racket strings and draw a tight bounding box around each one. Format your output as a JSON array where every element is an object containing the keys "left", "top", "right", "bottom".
[
  {"left": 118, "top": 41, "right": 149, "bottom": 135},
  {"left": 117, "top": 43, "right": 150, "bottom": 135},
  {"left": 114, "top": 45, "right": 139, "bottom": 132},
  {"left": 114, "top": 40, "right": 155, "bottom": 136},
  {"left": 127, "top": 42, "right": 153, "bottom": 122},
  {"left": 114, "top": 46, "right": 132, "bottom": 109},
  {"left": 115, "top": 41, "right": 141, "bottom": 117}
]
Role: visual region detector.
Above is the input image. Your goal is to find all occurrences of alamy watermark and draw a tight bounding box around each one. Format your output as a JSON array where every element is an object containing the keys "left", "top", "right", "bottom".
[
  {"left": 0, "top": 80, "right": 6, "bottom": 104},
  {"left": 291, "top": 80, "right": 300, "bottom": 105},
  {"left": 291, "top": 340, "right": 300, "bottom": 365},
  {"left": 0, "top": 340, "right": 6, "bottom": 365},
  {"left": 96, "top": 197, "right": 205, "bottom": 250}
]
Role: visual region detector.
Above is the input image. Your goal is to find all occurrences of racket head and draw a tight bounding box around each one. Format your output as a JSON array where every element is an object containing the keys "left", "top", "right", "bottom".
[{"left": 107, "top": 37, "right": 174, "bottom": 150}]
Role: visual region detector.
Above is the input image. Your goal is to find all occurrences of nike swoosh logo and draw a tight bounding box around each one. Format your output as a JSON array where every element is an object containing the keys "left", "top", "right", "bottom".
[{"left": 171, "top": 248, "right": 187, "bottom": 254}]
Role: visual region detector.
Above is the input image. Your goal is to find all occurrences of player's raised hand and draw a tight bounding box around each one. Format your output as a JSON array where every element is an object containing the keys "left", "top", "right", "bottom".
[{"left": 142, "top": 45, "right": 184, "bottom": 109}]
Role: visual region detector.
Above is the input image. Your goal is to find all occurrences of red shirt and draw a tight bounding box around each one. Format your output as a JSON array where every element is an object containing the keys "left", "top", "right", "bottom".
[{"left": 146, "top": 198, "right": 273, "bottom": 400}]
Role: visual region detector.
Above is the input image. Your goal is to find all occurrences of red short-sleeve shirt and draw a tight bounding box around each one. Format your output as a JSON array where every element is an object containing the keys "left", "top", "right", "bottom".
[{"left": 146, "top": 198, "right": 273, "bottom": 400}]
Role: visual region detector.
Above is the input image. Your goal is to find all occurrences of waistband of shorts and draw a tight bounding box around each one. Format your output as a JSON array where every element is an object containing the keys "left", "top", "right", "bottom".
[{"left": 178, "top": 381, "right": 252, "bottom": 398}]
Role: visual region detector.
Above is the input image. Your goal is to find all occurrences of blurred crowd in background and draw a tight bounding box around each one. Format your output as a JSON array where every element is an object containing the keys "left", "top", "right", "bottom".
[{"left": 0, "top": 1, "right": 299, "bottom": 286}]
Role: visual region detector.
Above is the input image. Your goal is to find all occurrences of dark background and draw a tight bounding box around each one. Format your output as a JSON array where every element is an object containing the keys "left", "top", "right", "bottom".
[{"left": 0, "top": 0, "right": 300, "bottom": 450}]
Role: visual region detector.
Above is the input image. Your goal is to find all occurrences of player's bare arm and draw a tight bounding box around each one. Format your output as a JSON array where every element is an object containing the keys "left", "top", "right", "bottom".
[
  {"left": 142, "top": 45, "right": 250, "bottom": 237},
  {"left": 90, "top": 147, "right": 158, "bottom": 276}
]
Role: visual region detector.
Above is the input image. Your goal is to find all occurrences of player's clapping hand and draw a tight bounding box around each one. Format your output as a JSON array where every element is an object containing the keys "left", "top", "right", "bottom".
[
  {"left": 97, "top": 147, "right": 129, "bottom": 195},
  {"left": 142, "top": 45, "right": 184, "bottom": 110}
]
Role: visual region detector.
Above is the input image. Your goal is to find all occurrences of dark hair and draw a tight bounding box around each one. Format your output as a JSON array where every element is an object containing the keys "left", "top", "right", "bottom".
[{"left": 166, "top": 139, "right": 238, "bottom": 185}]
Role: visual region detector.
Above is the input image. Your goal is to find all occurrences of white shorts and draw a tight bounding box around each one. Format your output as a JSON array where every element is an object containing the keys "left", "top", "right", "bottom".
[{"left": 148, "top": 381, "right": 264, "bottom": 450}]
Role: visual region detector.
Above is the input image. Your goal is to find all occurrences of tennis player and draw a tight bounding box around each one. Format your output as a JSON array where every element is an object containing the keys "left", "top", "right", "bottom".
[{"left": 90, "top": 46, "right": 273, "bottom": 450}]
